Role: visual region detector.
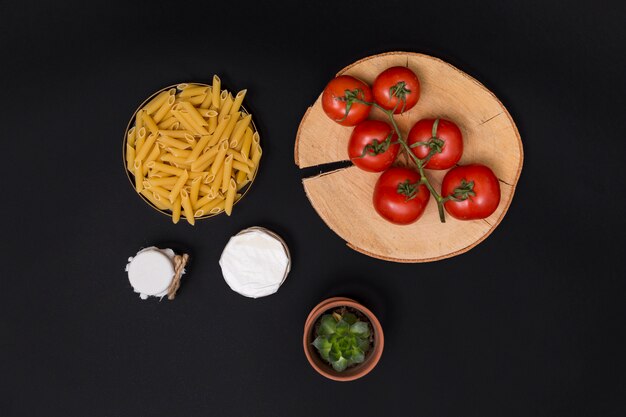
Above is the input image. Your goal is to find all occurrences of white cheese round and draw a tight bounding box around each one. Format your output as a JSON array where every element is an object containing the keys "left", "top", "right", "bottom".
[
  {"left": 219, "top": 228, "right": 290, "bottom": 298},
  {"left": 126, "top": 247, "right": 178, "bottom": 300}
]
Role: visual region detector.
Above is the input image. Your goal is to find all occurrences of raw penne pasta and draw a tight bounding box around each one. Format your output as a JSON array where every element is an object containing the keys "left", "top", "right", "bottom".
[
  {"left": 127, "top": 77, "right": 260, "bottom": 222},
  {"left": 240, "top": 128, "right": 253, "bottom": 158},
  {"left": 171, "top": 195, "right": 182, "bottom": 224},
  {"left": 195, "top": 194, "right": 225, "bottom": 217},
  {"left": 144, "top": 91, "right": 170, "bottom": 115},
  {"left": 211, "top": 75, "right": 221, "bottom": 108},
  {"left": 179, "top": 86, "right": 208, "bottom": 98},
  {"left": 186, "top": 134, "right": 212, "bottom": 163},
  {"left": 232, "top": 160, "right": 251, "bottom": 174},
  {"left": 200, "top": 87, "right": 213, "bottom": 108},
  {"left": 135, "top": 133, "right": 157, "bottom": 161},
  {"left": 221, "top": 154, "right": 234, "bottom": 193},
  {"left": 141, "top": 188, "right": 169, "bottom": 210},
  {"left": 126, "top": 144, "right": 136, "bottom": 171},
  {"left": 230, "top": 90, "right": 247, "bottom": 115},
  {"left": 148, "top": 177, "right": 178, "bottom": 187},
  {"left": 180, "top": 189, "right": 195, "bottom": 225},
  {"left": 218, "top": 93, "right": 233, "bottom": 121},
  {"left": 219, "top": 111, "right": 240, "bottom": 142},
  {"left": 230, "top": 114, "right": 252, "bottom": 147},
  {"left": 168, "top": 169, "right": 188, "bottom": 203},
  {"left": 224, "top": 178, "right": 237, "bottom": 216},
  {"left": 147, "top": 161, "right": 185, "bottom": 176},
  {"left": 210, "top": 140, "right": 229, "bottom": 175},
  {"left": 190, "top": 175, "right": 203, "bottom": 206},
  {"left": 134, "top": 160, "right": 144, "bottom": 192},
  {"left": 143, "top": 112, "right": 159, "bottom": 134},
  {"left": 127, "top": 126, "right": 136, "bottom": 147},
  {"left": 159, "top": 130, "right": 190, "bottom": 139},
  {"left": 157, "top": 116, "right": 178, "bottom": 130},
  {"left": 157, "top": 135, "right": 191, "bottom": 149},
  {"left": 153, "top": 95, "right": 176, "bottom": 124}
]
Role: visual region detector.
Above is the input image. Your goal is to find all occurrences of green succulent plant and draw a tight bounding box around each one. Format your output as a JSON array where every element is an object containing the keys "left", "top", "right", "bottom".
[{"left": 312, "top": 311, "right": 371, "bottom": 372}]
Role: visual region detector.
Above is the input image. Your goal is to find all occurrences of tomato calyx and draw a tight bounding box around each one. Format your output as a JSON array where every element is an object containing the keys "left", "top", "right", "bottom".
[
  {"left": 337, "top": 88, "right": 370, "bottom": 122},
  {"left": 357, "top": 131, "right": 395, "bottom": 158},
  {"left": 389, "top": 81, "right": 411, "bottom": 113},
  {"left": 445, "top": 179, "right": 476, "bottom": 202},
  {"left": 396, "top": 179, "right": 420, "bottom": 201},
  {"left": 409, "top": 118, "right": 445, "bottom": 164}
]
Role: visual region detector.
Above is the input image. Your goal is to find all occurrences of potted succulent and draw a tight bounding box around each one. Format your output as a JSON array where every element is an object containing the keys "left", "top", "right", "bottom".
[{"left": 303, "top": 297, "right": 384, "bottom": 381}]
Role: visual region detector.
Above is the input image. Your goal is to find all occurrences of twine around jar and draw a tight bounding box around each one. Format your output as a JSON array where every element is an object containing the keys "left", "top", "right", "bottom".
[{"left": 166, "top": 253, "right": 190, "bottom": 300}]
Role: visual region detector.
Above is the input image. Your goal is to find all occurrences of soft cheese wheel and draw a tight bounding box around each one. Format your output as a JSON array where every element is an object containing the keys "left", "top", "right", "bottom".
[
  {"left": 219, "top": 228, "right": 290, "bottom": 298},
  {"left": 126, "top": 247, "right": 176, "bottom": 299}
]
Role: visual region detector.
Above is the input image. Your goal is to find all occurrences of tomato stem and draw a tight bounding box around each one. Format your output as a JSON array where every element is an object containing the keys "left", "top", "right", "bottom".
[{"left": 350, "top": 98, "right": 448, "bottom": 222}]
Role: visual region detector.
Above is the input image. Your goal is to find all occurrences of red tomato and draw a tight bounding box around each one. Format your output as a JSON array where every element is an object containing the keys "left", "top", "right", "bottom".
[
  {"left": 373, "top": 167, "right": 430, "bottom": 225},
  {"left": 442, "top": 164, "right": 501, "bottom": 220},
  {"left": 372, "top": 67, "right": 420, "bottom": 114},
  {"left": 407, "top": 118, "right": 463, "bottom": 170},
  {"left": 321, "top": 75, "right": 372, "bottom": 126},
  {"left": 348, "top": 120, "right": 400, "bottom": 172}
]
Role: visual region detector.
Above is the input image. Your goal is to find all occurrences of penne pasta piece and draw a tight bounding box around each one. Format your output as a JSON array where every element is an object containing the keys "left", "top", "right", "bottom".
[
  {"left": 157, "top": 116, "right": 178, "bottom": 130},
  {"left": 126, "top": 144, "right": 136, "bottom": 171},
  {"left": 190, "top": 176, "right": 203, "bottom": 207},
  {"left": 161, "top": 154, "right": 192, "bottom": 167},
  {"left": 219, "top": 111, "right": 240, "bottom": 142},
  {"left": 147, "top": 161, "right": 185, "bottom": 176},
  {"left": 221, "top": 154, "right": 234, "bottom": 193},
  {"left": 179, "top": 86, "right": 208, "bottom": 98},
  {"left": 230, "top": 90, "right": 247, "bottom": 116},
  {"left": 150, "top": 185, "right": 171, "bottom": 200},
  {"left": 141, "top": 188, "right": 169, "bottom": 210},
  {"left": 135, "top": 110, "right": 145, "bottom": 132},
  {"left": 135, "top": 133, "right": 157, "bottom": 161},
  {"left": 142, "top": 180, "right": 151, "bottom": 190},
  {"left": 127, "top": 126, "right": 136, "bottom": 147},
  {"left": 152, "top": 192, "right": 173, "bottom": 210},
  {"left": 134, "top": 160, "right": 144, "bottom": 192},
  {"left": 226, "top": 148, "right": 255, "bottom": 167},
  {"left": 200, "top": 86, "right": 213, "bottom": 108},
  {"left": 153, "top": 94, "right": 175, "bottom": 124},
  {"left": 157, "top": 135, "right": 191, "bottom": 149},
  {"left": 144, "top": 144, "right": 161, "bottom": 175},
  {"left": 232, "top": 160, "right": 251, "bottom": 174},
  {"left": 188, "top": 171, "right": 209, "bottom": 179},
  {"left": 195, "top": 194, "right": 225, "bottom": 217},
  {"left": 240, "top": 128, "right": 253, "bottom": 158},
  {"left": 168, "top": 169, "right": 188, "bottom": 203},
  {"left": 148, "top": 177, "right": 178, "bottom": 187},
  {"left": 171, "top": 109, "right": 199, "bottom": 133},
  {"left": 144, "top": 91, "right": 170, "bottom": 115},
  {"left": 171, "top": 195, "right": 182, "bottom": 224},
  {"left": 210, "top": 163, "right": 224, "bottom": 196},
  {"left": 189, "top": 95, "right": 207, "bottom": 105},
  {"left": 224, "top": 178, "right": 237, "bottom": 216},
  {"left": 210, "top": 140, "right": 229, "bottom": 175},
  {"left": 218, "top": 93, "right": 233, "bottom": 121},
  {"left": 167, "top": 148, "right": 191, "bottom": 158},
  {"left": 207, "top": 114, "right": 231, "bottom": 147},
  {"left": 143, "top": 112, "right": 159, "bottom": 134},
  {"left": 184, "top": 133, "right": 198, "bottom": 148},
  {"left": 229, "top": 114, "right": 252, "bottom": 147},
  {"left": 211, "top": 75, "right": 221, "bottom": 108},
  {"left": 249, "top": 144, "right": 262, "bottom": 180},
  {"left": 195, "top": 191, "right": 216, "bottom": 209},
  {"left": 180, "top": 189, "right": 195, "bottom": 225},
  {"left": 158, "top": 129, "right": 190, "bottom": 139},
  {"left": 209, "top": 201, "right": 226, "bottom": 214},
  {"left": 185, "top": 134, "right": 212, "bottom": 163},
  {"left": 236, "top": 176, "right": 250, "bottom": 191},
  {"left": 199, "top": 184, "right": 213, "bottom": 195},
  {"left": 206, "top": 110, "right": 218, "bottom": 134},
  {"left": 203, "top": 173, "right": 215, "bottom": 184}
]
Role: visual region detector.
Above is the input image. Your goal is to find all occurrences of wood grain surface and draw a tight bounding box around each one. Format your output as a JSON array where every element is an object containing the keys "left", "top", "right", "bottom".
[{"left": 295, "top": 52, "right": 523, "bottom": 262}]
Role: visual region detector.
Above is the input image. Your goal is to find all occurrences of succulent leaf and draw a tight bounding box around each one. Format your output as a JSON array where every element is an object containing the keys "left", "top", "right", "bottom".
[
  {"left": 312, "top": 310, "right": 372, "bottom": 373},
  {"left": 318, "top": 314, "right": 337, "bottom": 336}
]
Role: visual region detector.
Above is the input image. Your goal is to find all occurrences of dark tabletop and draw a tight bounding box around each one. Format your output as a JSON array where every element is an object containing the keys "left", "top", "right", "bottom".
[{"left": 1, "top": 1, "right": 625, "bottom": 416}]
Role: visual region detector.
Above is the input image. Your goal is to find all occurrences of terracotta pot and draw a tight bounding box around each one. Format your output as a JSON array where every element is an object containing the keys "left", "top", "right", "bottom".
[{"left": 303, "top": 297, "right": 384, "bottom": 381}]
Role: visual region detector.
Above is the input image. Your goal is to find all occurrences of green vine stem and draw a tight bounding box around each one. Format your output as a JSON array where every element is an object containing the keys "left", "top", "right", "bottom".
[{"left": 351, "top": 94, "right": 448, "bottom": 222}]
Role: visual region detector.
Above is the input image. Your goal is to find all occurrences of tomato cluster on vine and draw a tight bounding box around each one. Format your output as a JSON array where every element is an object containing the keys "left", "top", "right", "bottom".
[{"left": 321, "top": 66, "right": 501, "bottom": 225}]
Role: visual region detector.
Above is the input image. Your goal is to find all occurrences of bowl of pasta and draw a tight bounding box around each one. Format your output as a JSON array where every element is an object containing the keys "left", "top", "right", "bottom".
[{"left": 122, "top": 76, "right": 262, "bottom": 225}]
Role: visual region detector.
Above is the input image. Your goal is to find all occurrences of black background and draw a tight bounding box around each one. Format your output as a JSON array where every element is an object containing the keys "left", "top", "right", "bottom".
[{"left": 1, "top": 1, "right": 625, "bottom": 416}]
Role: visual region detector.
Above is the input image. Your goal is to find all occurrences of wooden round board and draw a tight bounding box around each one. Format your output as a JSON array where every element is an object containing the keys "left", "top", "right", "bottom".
[{"left": 294, "top": 52, "right": 523, "bottom": 263}]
